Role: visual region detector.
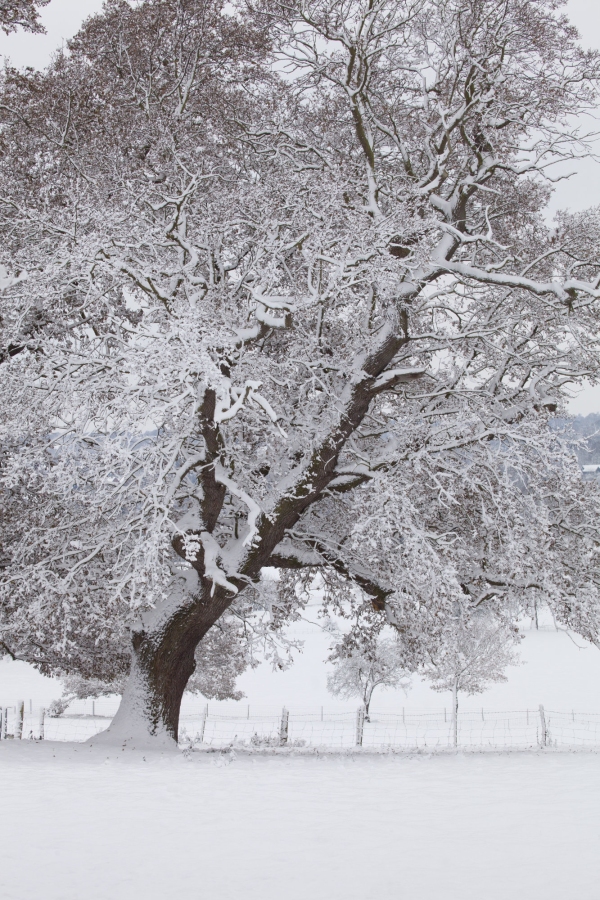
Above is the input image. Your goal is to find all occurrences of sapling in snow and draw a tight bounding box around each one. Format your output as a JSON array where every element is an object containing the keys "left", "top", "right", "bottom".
[
  {"left": 327, "top": 637, "right": 410, "bottom": 720},
  {"left": 424, "top": 613, "right": 522, "bottom": 747}
]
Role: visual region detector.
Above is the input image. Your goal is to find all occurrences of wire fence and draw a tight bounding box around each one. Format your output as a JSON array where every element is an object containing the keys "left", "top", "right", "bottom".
[{"left": 3, "top": 701, "right": 600, "bottom": 750}]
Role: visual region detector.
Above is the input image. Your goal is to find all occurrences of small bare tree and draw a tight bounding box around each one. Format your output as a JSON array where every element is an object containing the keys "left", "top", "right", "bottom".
[
  {"left": 424, "top": 613, "right": 521, "bottom": 747},
  {"left": 327, "top": 637, "right": 410, "bottom": 719}
]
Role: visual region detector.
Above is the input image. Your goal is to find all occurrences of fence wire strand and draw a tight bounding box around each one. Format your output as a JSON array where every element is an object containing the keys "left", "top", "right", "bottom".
[{"left": 1, "top": 704, "right": 599, "bottom": 750}]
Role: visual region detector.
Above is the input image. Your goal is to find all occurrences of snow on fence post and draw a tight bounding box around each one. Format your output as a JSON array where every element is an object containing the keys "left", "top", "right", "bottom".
[
  {"left": 280, "top": 708, "right": 289, "bottom": 746},
  {"left": 198, "top": 704, "right": 208, "bottom": 744},
  {"left": 38, "top": 708, "right": 45, "bottom": 741},
  {"left": 1, "top": 707, "right": 6, "bottom": 740},
  {"left": 356, "top": 706, "right": 366, "bottom": 747},
  {"left": 14, "top": 701, "right": 24, "bottom": 740},
  {"left": 539, "top": 705, "right": 548, "bottom": 747}
]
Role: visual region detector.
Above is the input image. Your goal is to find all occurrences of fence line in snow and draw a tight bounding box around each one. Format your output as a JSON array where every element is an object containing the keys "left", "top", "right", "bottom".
[
  {"left": 179, "top": 704, "right": 559, "bottom": 750},
  {"left": 3, "top": 702, "right": 600, "bottom": 749}
]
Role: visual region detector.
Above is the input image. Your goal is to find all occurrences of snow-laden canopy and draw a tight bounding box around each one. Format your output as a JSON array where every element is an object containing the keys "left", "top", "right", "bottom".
[{"left": 2, "top": 0, "right": 600, "bottom": 745}]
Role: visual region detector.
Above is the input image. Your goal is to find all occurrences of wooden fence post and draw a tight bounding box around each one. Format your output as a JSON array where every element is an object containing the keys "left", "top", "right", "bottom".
[
  {"left": 15, "top": 701, "right": 24, "bottom": 740},
  {"left": 356, "top": 706, "right": 365, "bottom": 747},
  {"left": 38, "top": 707, "right": 45, "bottom": 741},
  {"left": 1, "top": 707, "right": 6, "bottom": 740},
  {"left": 539, "top": 704, "right": 547, "bottom": 747},
  {"left": 198, "top": 704, "right": 208, "bottom": 744},
  {"left": 280, "top": 708, "right": 289, "bottom": 746}
]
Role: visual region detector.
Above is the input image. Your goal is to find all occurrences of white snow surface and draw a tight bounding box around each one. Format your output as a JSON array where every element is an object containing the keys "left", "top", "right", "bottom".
[
  {"left": 1, "top": 617, "right": 600, "bottom": 898},
  {"left": 0, "top": 741, "right": 599, "bottom": 900}
]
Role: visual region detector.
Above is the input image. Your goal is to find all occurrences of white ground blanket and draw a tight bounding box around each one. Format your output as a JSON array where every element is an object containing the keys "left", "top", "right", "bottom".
[{"left": 0, "top": 742, "right": 598, "bottom": 900}]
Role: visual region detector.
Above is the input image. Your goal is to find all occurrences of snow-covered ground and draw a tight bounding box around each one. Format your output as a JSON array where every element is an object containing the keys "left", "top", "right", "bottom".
[
  {"left": 1, "top": 741, "right": 599, "bottom": 900},
  {"left": 1, "top": 615, "right": 600, "bottom": 898}
]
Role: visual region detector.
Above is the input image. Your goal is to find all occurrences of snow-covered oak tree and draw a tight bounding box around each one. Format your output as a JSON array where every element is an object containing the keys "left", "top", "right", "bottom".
[
  {"left": 327, "top": 635, "right": 409, "bottom": 719},
  {"left": 2, "top": 0, "right": 600, "bottom": 748},
  {"left": 423, "top": 610, "right": 521, "bottom": 746},
  {"left": 0, "top": 0, "right": 49, "bottom": 35}
]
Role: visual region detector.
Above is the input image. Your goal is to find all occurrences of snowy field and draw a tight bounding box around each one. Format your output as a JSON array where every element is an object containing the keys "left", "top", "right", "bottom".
[
  {"left": 1, "top": 741, "right": 599, "bottom": 900},
  {"left": 2, "top": 618, "right": 600, "bottom": 899}
]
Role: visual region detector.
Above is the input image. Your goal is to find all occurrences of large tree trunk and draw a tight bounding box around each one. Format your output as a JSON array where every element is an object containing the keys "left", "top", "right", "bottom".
[
  {"left": 90, "top": 576, "right": 230, "bottom": 750},
  {"left": 90, "top": 632, "right": 195, "bottom": 750}
]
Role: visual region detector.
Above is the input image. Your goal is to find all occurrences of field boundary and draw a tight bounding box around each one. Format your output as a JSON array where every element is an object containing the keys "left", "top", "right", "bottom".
[{"left": 3, "top": 702, "right": 600, "bottom": 750}]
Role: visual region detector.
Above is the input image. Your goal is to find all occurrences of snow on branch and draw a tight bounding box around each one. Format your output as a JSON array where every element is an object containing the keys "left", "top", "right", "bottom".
[
  {"left": 198, "top": 531, "right": 238, "bottom": 596},
  {"left": 370, "top": 368, "right": 427, "bottom": 393},
  {"left": 214, "top": 464, "right": 262, "bottom": 548},
  {"left": 214, "top": 379, "right": 263, "bottom": 423}
]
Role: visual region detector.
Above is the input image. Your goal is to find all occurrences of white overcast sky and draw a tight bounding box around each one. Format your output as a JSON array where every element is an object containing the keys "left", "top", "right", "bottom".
[{"left": 1, "top": 0, "right": 600, "bottom": 413}]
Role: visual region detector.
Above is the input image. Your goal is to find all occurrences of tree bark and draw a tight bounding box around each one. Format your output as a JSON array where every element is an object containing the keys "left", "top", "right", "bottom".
[
  {"left": 90, "top": 634, "right": 195, "bottom": 750},
  {"left": 364, "top": 690, "right": 372, "bottom": 722},
  {"left": 89, "top": 578, "right": 230, "bottom": 749}
]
